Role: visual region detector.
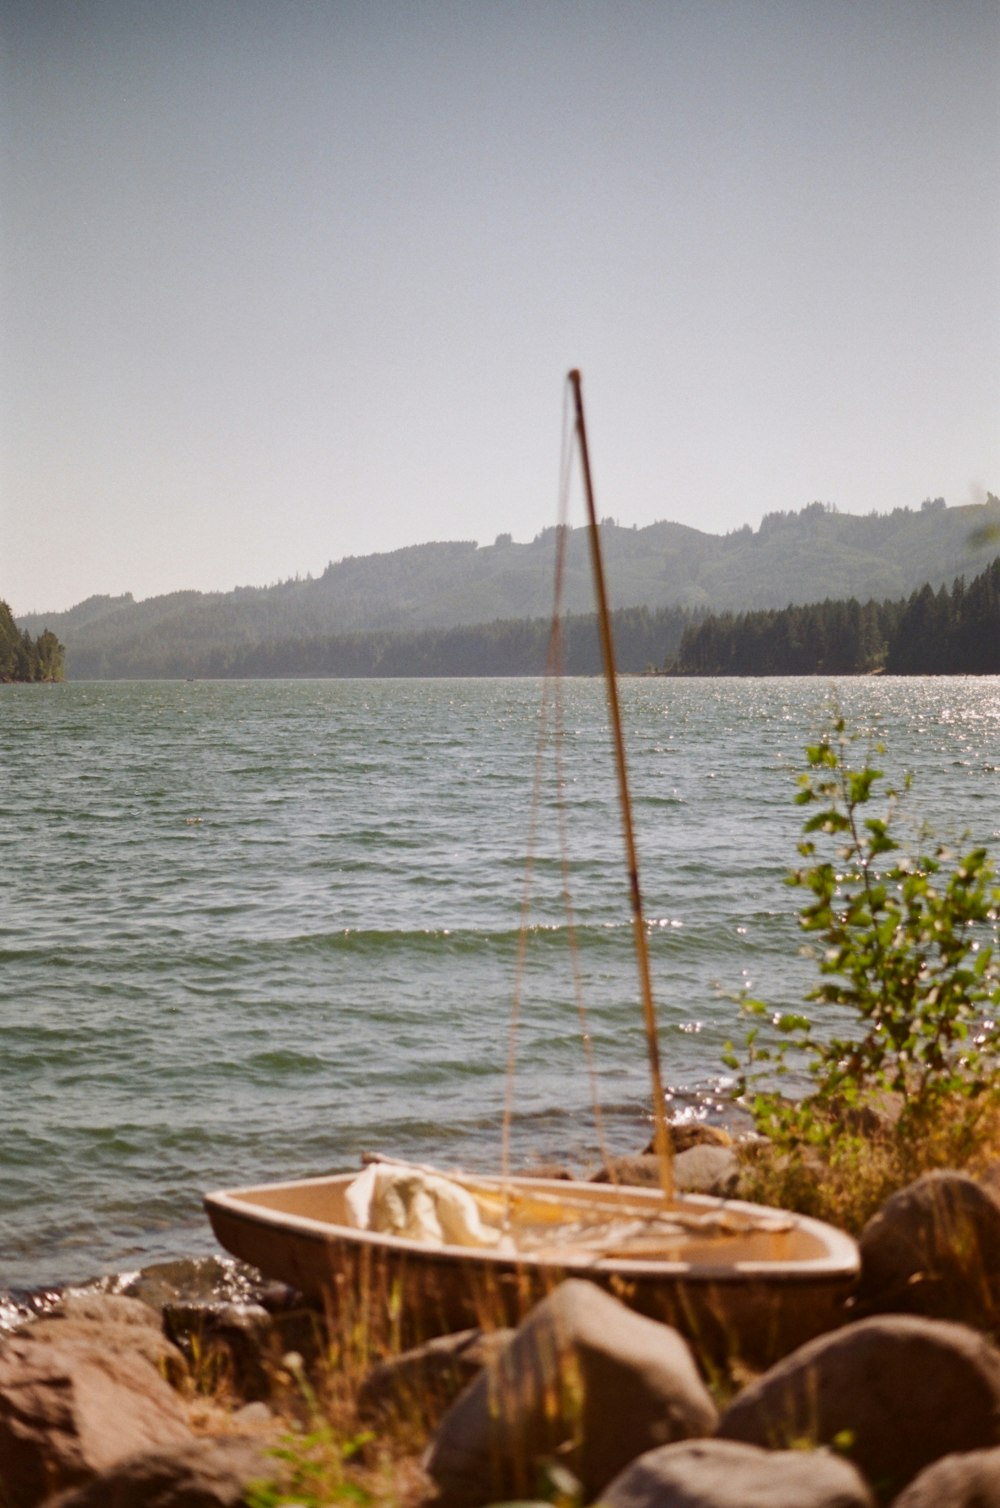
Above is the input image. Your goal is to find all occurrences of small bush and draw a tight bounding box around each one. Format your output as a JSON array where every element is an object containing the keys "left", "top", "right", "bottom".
[{"left": 726, "top": 717, "right": 1000, "bottom": 1230}]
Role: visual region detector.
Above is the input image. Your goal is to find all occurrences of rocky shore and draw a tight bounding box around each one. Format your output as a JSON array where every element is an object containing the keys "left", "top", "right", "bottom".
[{"left": 4, "top": 1160, "right": 1000, "bottom": 1507}]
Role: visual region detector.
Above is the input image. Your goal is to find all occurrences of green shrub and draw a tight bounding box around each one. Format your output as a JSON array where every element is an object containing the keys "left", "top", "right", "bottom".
[{"left": 726, "top": 717, "right": 1000, "bottom": 1224}]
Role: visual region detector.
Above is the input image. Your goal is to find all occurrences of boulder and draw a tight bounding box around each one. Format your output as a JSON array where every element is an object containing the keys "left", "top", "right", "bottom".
[
  {"left": 591, "top": 1154, "right": 664, "bottom": 1187},
  {"left": 0, "top": 1331, "right": 192, "bottom": 1508},
  {"left": 425, "top": 1278, "right": 717, "bottom": 1507},
  {"left": 672, "top": 1145, "right": 740, "bottom": 1197},
  {"left": 46, "top": 1435, "right": 276, "bottom": 1508},
  {"left": 164, "top": 1302, "right": 274, "bottom": 1401},
  {"left": 890, "top": 1445, "right": 1000, "bottom": 1506},
  {"left": 593, "top": 1142, "right": 738, "bottom": 1195},
  {"left": 718, "top": 1314, "right": 1000, "bottom": 1502},
  {"left": 598, "top": 1437, "right": 875, "bottom": 1507},
  {"left": 645, "top": 1125, "right": 734, "bottom": 1155},
  {"left": 358, "top": 1326, "right": 514, "bottom": 1426},
  {"left": 55, "top": 1291, "right": 162, "bottom": 1331},
  {"left": 855, "top": 1170, "right": 1000, "bottom": 1326},
  {"left": 26, "top": 1293, "right": 187, "bottom": 1388},
  {"left": 120, "top": 1257, "right": 263, "bottom": 1313}
]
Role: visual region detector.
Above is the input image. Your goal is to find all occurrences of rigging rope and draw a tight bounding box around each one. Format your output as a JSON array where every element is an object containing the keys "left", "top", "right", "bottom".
[
  {"left": 501, "top": 374, "right": 674, "bottom": 1208},
  {"left": 500, "top": 382, "right": 615, "bottom": 1200}
]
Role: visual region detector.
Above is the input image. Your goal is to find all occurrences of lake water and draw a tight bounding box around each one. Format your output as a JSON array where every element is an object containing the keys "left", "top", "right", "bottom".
[{"left": 2, "top": 675, "right": 998, "bottom": 1298}]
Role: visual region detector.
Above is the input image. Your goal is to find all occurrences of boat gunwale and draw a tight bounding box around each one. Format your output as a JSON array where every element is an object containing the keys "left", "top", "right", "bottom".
[{"left": 203, "top": 1169, "right": 859, "bottom": 1284}]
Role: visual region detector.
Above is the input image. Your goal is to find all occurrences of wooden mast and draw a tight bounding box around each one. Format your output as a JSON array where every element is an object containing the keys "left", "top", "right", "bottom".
[{"left": 568, "top": 369, "right": 674, "bottom": 1203}]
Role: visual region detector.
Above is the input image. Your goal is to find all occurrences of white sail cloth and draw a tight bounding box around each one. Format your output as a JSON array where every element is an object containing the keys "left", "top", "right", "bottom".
[
  {"left": 343, "top": 1158, "right": 796, "bottom": 1260},
  {"left": 344, "top": 1162, "right": 502, "bottom": 1248}
]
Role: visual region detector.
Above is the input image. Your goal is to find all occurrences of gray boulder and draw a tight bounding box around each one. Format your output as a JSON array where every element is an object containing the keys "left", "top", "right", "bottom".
[
  {"left": 856, "top": 1170, "right": 1000, "bottom": 1326},
  {"left": 46, "top": 1436, "right": 276, "bottom": 1508},
  {"left": 719, "top": 1314, "right": 1000, "bottom": 1502},
  {"left": 598, "top": 1437, "right": 875, "bottom": 1507},
  {"left": 0, "top": 1331, "right": 192, "bottom": 1508},
  {"left": 425, "top": 1278, "right": 717, "bottom": 1507},
  {"left": 590, "top": 1146, "right": 739, "bottom": 1196},
  {"left": 890, "top": 1445, "right": 1000, "bottom": 1506},
  {"left": 672, "top": 1145, "right": 740, "bottom": 1197}
]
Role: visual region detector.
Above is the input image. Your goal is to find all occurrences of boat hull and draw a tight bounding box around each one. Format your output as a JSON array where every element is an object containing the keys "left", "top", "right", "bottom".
[{"left": 204, "top": 1170, "right": 858, "bottom": 1366}]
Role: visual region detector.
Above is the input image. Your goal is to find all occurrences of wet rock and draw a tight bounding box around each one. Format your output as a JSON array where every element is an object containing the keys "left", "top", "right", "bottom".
[
  {"left": 164, "top": 1303, "right": 274, "bottom": 1401},
  {"left": 120, "top": 1257, "right": 264, "bottom": 1313},
  {"left": 718, "top": 1314, "right": 1000, "bottom": 1502},
  {"left": 855, "top": 1170, "right": 1000, "bottom": 1327},
  {"left": 0, "top": 1330, "right": 192, "bottom": 1507},
  {"left": 47, "top": 1435, "right": 277, "bottom": 1508},
  {"left": 245, "top": 1285, "right": 319, "bottom": 1363},
  {"left": 0, "top": 1287, "right": 67, "bottom": 1334},
  {"left": 598, "top": 1437, "right": 875, "bottom": 1507},
  {"left": 890, "top": 1445, "right": 1000, "bottom": 1506},
  {"left": 425, "top": 1278, "right": 717, "bottom": 1507},
  {"left": 359, "top": 1327, "right": 514, "bottom": 1426},
  {"left": 256, "top": 1280, "right": 304, "bottom": 1314},
  {"left": 163, "top": 1298, "right": 324, "bottom": 1402}
]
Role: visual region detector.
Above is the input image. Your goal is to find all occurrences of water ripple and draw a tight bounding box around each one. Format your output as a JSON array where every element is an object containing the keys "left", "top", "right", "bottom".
[{"left": 2, "top": 674, "right": 998, "bottom": 1291}]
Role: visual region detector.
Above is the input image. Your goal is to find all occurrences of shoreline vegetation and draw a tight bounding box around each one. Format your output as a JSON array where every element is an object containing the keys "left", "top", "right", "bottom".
[
  {"left": 726, "top": 717, "right": 1000, "bottom": 1235},
  {"left": 663, "top": 554, "right": 1000, "bottom": 677},
  {"left": 0, "top": 599, "right": 64, "bottom": 682}
]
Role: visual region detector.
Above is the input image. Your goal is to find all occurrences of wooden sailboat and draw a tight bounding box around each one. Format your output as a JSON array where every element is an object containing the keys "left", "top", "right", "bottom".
[
  {"left": 205, "top": 1159, "right": 858, "bottom": 1364},
  {"left": 204, "top": 372, "right": 858, "bottom": 1365}
]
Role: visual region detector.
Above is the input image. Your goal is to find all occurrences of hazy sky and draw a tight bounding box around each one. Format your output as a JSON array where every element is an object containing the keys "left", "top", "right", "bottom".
[{"left": 3, "top": 0, "right": 998, "bottom": 616}]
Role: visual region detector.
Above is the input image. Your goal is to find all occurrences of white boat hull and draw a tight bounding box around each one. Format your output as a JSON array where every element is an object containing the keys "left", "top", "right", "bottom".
[{"left": 205, "top": 1169, "right": 858, "bottom": 1365}]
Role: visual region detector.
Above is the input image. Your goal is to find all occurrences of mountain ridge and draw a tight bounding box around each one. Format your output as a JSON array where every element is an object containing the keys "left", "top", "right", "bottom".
[{"left": 17, "top": 496, "right": 1000, "bottom": 679}]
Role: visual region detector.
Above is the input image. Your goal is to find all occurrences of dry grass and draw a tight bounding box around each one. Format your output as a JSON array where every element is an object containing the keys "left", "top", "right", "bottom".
[
  {"left": 166, "top": 1268, "right": 442, "bottom": 1506},
  {"left": 179, "top": 1342, "right": 434, "bottom": 1508},
  {"left": 738, "top": 1090, "right": 1000, "bottom": 1236}
]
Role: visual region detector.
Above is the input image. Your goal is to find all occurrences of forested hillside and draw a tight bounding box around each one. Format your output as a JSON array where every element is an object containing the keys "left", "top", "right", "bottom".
[
  {"left": 669, "top": 555, "right": 1000, "bottom": 676},
  {"left": 19, "top": 496, "right": 1000, "bottom": 679},
  {"left": 37, "top": 604, "right": 695, "bottom": 681},
  {"left": 886, "top": 556, "right": 1000, "bottom": 673},
  {"left": 0, "top": 601, "right": 64, "bottom": 682}
]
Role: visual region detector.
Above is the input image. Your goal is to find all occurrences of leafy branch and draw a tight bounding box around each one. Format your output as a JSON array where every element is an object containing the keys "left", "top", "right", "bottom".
[{"left": 726, "top": 717, "right": 1000, "bottom": 1160}]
